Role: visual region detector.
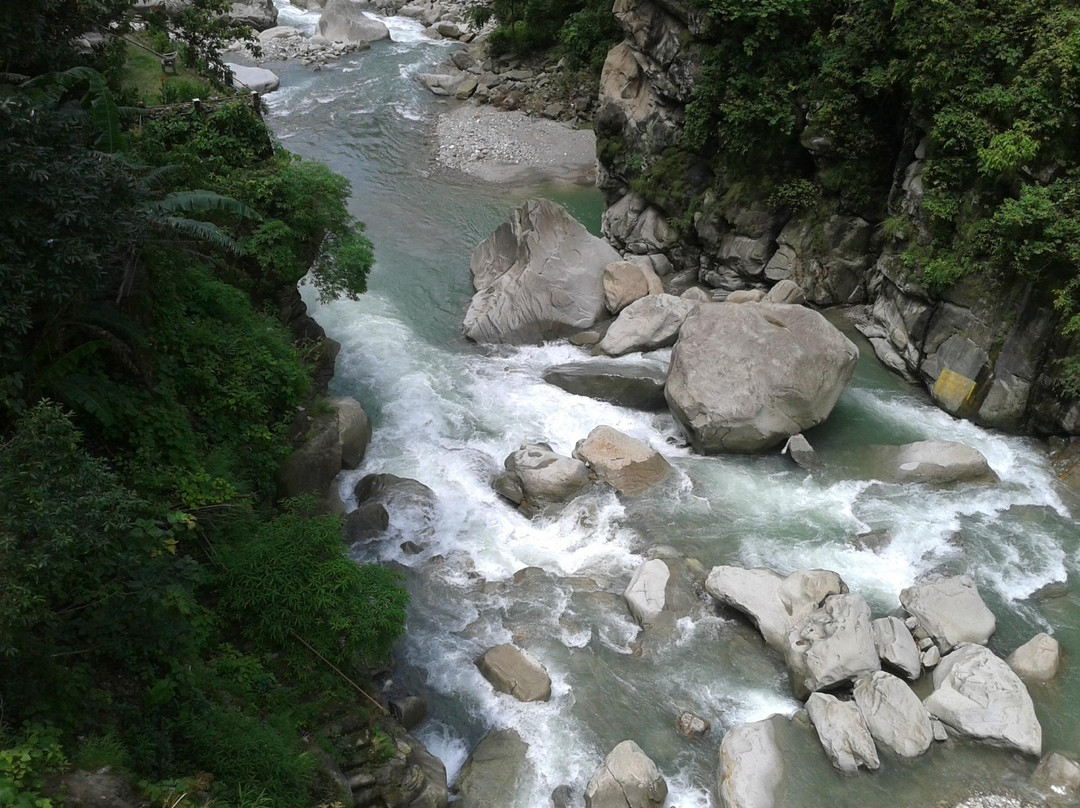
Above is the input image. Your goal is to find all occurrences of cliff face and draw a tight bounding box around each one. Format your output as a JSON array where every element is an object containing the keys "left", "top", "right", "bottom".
[{"left": 594, "top": 0, "right": 1080, "bottom": 436}]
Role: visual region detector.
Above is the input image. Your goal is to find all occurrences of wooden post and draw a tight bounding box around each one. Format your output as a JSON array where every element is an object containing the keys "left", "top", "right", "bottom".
[
  {"left": 251, "top": 90, "right": 262, "bottom": 118},
  {"left": 193, "top": 98, "right": 202, "bottom": 115}
]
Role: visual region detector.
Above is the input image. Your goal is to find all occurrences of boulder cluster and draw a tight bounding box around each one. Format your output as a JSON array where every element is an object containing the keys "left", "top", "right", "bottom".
[{"left": 707, "top": 567, "right": 1060, "bottom": 807}]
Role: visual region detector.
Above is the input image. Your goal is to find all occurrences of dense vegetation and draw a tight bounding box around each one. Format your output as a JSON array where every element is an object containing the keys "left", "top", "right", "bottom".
[
  {"left": 1, "top": 7, "right": 406, "bottom": 806},
  {"left": 671, "top": 0, "right": 1080, "bottom": 388},
  {"left": 467, "top": 0, "right": 620, "bottom": 72}
]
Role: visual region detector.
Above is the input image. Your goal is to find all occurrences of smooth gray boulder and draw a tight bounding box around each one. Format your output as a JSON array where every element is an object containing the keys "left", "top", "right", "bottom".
[
  {"left": 584, "top": 740, "right": 667, "bottom": 808},
  {"left": 542, "top": 361, "right": 668, "bottom": 411},
  {"left": 900, "top": 575, "right": 996, "bottom": 652},
  {"left": 229, "top": 0, "right": 277, "bottom": 29},
  {"left": 603, "top": 260, "right": 663, "bottom": 314},
  {"left": 853, "top": 671, "right": 933, "bottom": 758},
  {"left": 704, "top": 566, "right": 847, "bottom": 651},
  {"left": 881, "top": 440, "right": 996, "bottom": 484},
  {"left": 353, "top": 473, "right": 437, "bottom": 527},
  {"left": 1031, "top": 753, "right": 1080, "bottom": 805},
  {"left": 333, "top": 396, "right": 372, "bottom": 469},
  {"left": 599, "top": 294, "right": 698, "bottom": 356},
  {"left": 226, "top": 62, "right": 279, "bottom": 93},
  {"left": 317, "top": 0, "right": 391, "bottom": 42},
  {"left": 504, "top": 443, "right": 591, "bottom": 507},
  {"left": 717, "top": 718, "right": 784, "bottom": 808},
  {"left": 573, "top": 426, "right": 671, "bottom": 495},
  {"left": 464, "top": 199, "right": 621, "bottom": 344},
  {"left": 1006, "top": 633, "right": 1061, "bottom": 682},
  {"left": 665, "top": 303, "right": 858, "bottom": 453},
  {"left": 872, "top": 616, "right": 922, "bottom": 679},
  {"left": 477, "top": 644, "right": 552, "bottom": 702},
  {"left": 923, "top": 644, "right": 1042, "bottom": 756},
  {"left": 726, "top": 289, "right": 766, "bottom": 303},
  {"left": 785, "top": 594, "right": 880, "bottom": 698},
  {"left": 805, "top": 692, "right": 879, "bottom": 773},
  {"left": 624, "top": 559, "right": 670, "bottom": 626},
  {"left": 453, "top": 729, "right": 529, "bottom": 808},
  {"left": 763, "top": 279, "right": 805, "bottom": 305}
]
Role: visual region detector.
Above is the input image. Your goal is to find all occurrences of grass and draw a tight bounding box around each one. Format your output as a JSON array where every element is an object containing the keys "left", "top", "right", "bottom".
[{"left": 121, "top": 35, "right": 214, "bottom": 106}]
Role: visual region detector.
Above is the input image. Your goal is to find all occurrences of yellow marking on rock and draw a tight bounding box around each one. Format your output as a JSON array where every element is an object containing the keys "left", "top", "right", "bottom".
[{"left": 933, "top": 368, "right": 977, "bottom": 412}]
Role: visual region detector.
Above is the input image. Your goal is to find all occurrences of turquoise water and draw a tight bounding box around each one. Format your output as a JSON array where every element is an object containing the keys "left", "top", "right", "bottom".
[{"left": 263, "top": 10, "right": 1080, "bottom": 805}]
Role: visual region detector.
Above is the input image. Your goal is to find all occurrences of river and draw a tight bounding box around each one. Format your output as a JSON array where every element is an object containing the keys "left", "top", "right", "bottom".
[{"left": 260, "top": 7, "right": 1080, "bottom": 806}]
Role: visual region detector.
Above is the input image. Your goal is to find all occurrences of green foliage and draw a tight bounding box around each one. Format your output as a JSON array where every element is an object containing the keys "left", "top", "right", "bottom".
[
  {"left": 74, "top": 732, "right": 130, "bottom": 772},
  {"left": 221, "top": 510, "right": 409, "bottom": 671},
  {"left": 767, "top": 178, "right": 821, "bottom": 212},
  {"left": 469, "top": 0, "right": 619, "bottom": 69},
  {"left": 0, "top": 727, "right": 67, "bottom": 808}
]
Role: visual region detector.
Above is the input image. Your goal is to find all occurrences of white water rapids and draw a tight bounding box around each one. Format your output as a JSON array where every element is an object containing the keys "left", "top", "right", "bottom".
[{"left": 260, "top": 5, "right": 1080, "bottom": 805}]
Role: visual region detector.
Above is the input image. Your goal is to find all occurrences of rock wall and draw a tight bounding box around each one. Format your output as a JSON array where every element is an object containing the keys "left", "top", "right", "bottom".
[{"left": 594, "top": 0, "right": 1079, "bottom": 436}]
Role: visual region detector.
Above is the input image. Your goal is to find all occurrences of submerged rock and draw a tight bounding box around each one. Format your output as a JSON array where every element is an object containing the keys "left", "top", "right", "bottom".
[
  {"left": 1030, "top": 752, "right": 1080, "bottom": 805},
  {"left": 923, "top": 644, "right": 1042, "bottom": 756},
  {"left": 717, "top": 717, "right": 784, "bottom": 808},
  {"left": 477, "top": 644, "right": 552, "bottom": 702},
  {"left": 900, "top": 575, "right": 996, "bottom": 652},
  {"left": 464, "top": 199, "right": 621, "bottom": 344},
  {"left": 665, "top": 303, "right": 858, "bottom": 453},
  {"left": 584, "top": 740, "right": 667, "bottom": 808},
  {"left": 879, "top": 440, "right": 997, "bottom": 484},
  {"left": 542, "top": 361, "right": 668, "bottom": 411},
  {"left": 805, "top": 692, "right": 879, "bottom": 773},
  {"left": 853, "top": 671, "right": 933, "bottom": 758},
  {"left": 573, "top": 425, "right": 671, "bottom": 494}
]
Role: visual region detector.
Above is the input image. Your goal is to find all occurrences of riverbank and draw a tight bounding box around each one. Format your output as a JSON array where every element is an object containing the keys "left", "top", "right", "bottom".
[{"left": 434, "top": 103, "right": 596, "bottom": 185}]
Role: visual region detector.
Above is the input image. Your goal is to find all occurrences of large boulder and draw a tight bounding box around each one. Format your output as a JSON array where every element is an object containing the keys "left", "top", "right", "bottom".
[
  {"left": 704, "top": 566, "right": 847, "bottom": 651},
  {"left": 805, "top": 692, "right": 879, "bottom": 773},
  {"left": 785, "top": 594, "right": 880, "bottom": 698},
  {"left": 879, "top": 440, "right": 996, "bottom": 484},
  {"left": 717, "top": 718, "right": 784, "bottom": 808},
  {"left": 599, "top": 294, "right": 698, "bottom": 356},
  {"left": 229, "top": 0, "right": 277, "bottom": 29},
  {"left": 665, "top": 303, "right": 858, "bottom": 453},
  {"left": 923, "top": 644, "right": 1042, "bottom": 756},
  {"left": 503, "top": 443, "right": 592, "bottom": 507},
  {"left": 334, "top": 396, "right": 372, "bottom": 469},
  {"left": 353, "top": 473, "right": 437, "bottom": 528},
  {"left": 572, "top": 426, "right": 671, "bottom": 494},
  {"left": 226, "top": 62, "right": 279, "bottom": 94},
  {"left": 604, "top": 260, "right": 663, "bottom": 314},
  {"left": 584, "top": 740, "right": 667, "bottom": 808},
  {"left": 853, "top": 671, "right": 933, "bottom": 758},
  {"left": 1006, "top": 633, "right": 1061, "bottom": 682},
  {"left": 900, "top": 575, "right": 996, "bottom": 652},
  {"left": 317, "top": 0, "right": 391, "bottom": 42},
  {"left": 543, "top": 361, "right": 668, "bottom": 411},
  {"left": 464, "top": 199, "right": 621, "bottom": 344},
  {"left": 477, "top": 644, "right": 552, "bottom": 702},
  {"left": 872, "top": 616, "right": 922, "bottom": 679},
  {"left": 623, "top": 559, "right": 670, "bottom": 626},
  {"left": 453, "top": 729, "right": 530, "bottom": 808}
]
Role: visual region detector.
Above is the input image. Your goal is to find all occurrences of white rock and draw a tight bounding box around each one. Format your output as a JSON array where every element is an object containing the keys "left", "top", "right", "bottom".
[
  {"left": 923, "top": 644, "right": 1042, "bottom": 756},
  {"left": 900, "top": 575, "right": 996, "bottom": 652},
  {"left": 872, "top": 616, "right": 922, "bottom": 679},
  {"left": 854, "top": 671, "right": 933, "bottom": 757},
  {"left": 584, "top": 741, "right": 667, "bottom": 808},
  {"left": 572, "top": 425, "right": 671, "bottom": 495},
  {"left": 717, "top": 718, "right": 784, "bottom": 808},
  {"left": 624, "top": 559, "right": 670, "bottom": 626},
  {"left": 1006, "top": 633, "right": 1061, "bottom": 682},
  {"left": 226, "top": 62, "right": 280, "bottom": 93},
  {"left": 805, "top": 693, "right": 879, "bottom": 773}
]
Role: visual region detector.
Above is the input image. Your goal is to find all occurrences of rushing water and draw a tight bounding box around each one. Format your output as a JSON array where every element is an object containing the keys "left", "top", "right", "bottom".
[{"left": 261, "top": 8, "right": 1080, "bottom": 806}]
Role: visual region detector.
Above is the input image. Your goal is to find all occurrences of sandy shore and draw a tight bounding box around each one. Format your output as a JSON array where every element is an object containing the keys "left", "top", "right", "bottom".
[{"left": 435, "top": 104, "right": 597, "bottom": 185}]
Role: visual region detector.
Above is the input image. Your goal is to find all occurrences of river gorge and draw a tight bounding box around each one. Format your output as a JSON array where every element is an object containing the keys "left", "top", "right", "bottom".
[{"left": 260, "top": 6, "right": 1080, "bottom": 806}]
